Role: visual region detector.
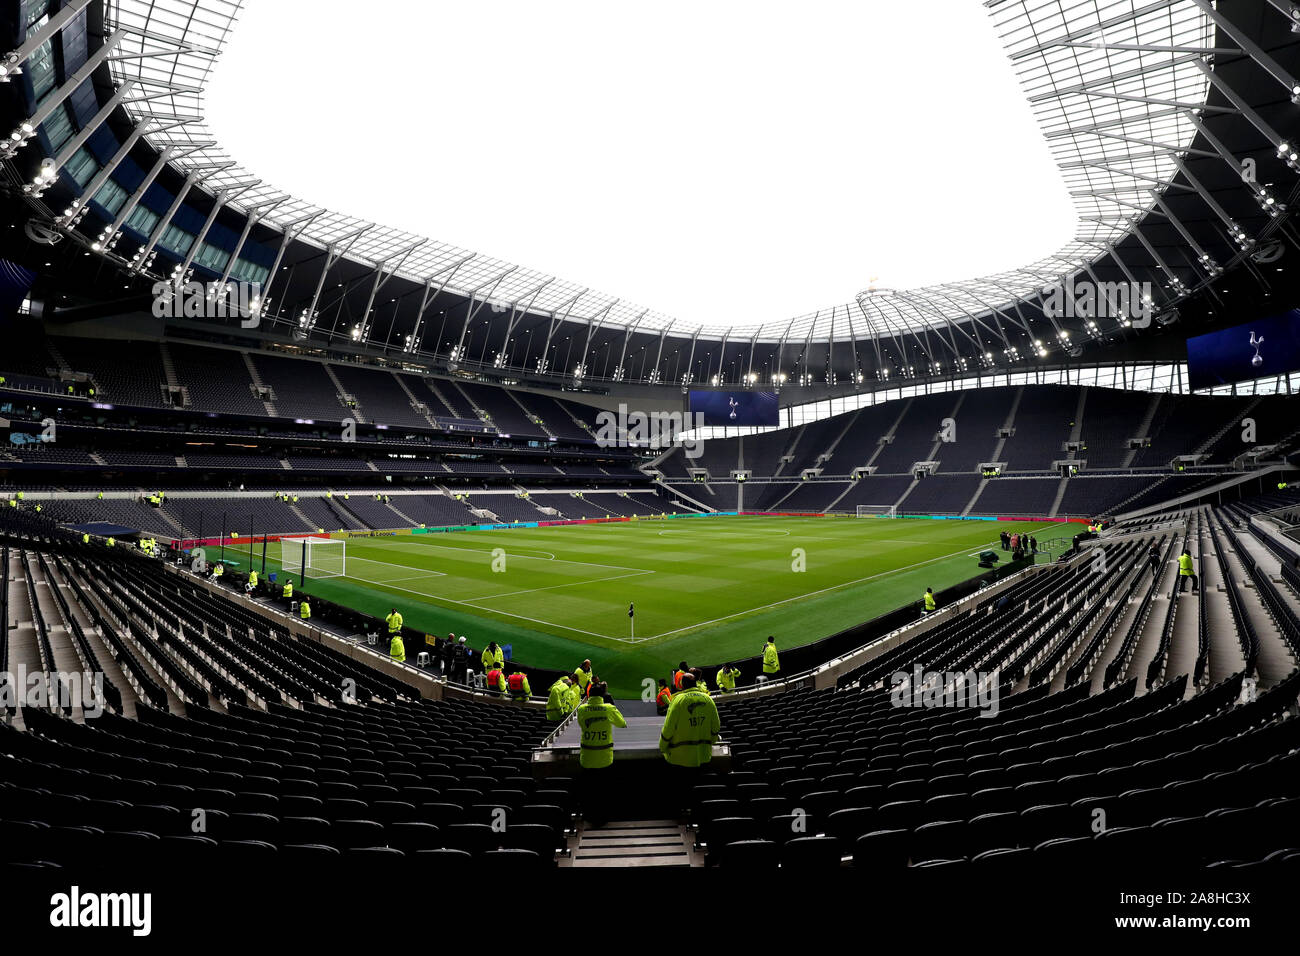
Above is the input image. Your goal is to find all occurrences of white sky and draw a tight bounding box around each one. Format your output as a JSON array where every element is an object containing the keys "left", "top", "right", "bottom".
[{"left": 205, "top": 0, "right": 1076, "bottom": 328}]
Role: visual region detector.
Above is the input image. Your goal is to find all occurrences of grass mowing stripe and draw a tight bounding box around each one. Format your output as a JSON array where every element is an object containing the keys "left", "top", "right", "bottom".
[
  {"left": 222, "top": 516, "right": 1075, "bottom": 696},
  {"left": 634, "top": 529, "right": 1049, "bottom": 641}
]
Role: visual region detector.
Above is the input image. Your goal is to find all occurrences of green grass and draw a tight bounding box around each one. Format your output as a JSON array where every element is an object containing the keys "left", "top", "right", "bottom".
[{"left": 223, "top": 516, "right": 1071, "bottom": 697}]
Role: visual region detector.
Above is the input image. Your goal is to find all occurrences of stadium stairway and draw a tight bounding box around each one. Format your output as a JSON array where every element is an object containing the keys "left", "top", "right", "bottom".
[
  {"left": 1120, "top": 394, "right": 1163, "bottom": 469},
  {"left": 1213, "top": 513, "right": 1300, "bottom": 685},
  {"left": 564, "top": 820, "right": 702, "bottom": 867},
  {"left": 390, "top": 372, "right": 441, "bottom": 429},
  {"left": 385, "top": 499, "right": 419, "bottom": 527},
  {"left": 287, "top": 502, "right": 316, "bottom": 529},
  {"left": 322, "top": 363, "right": 364, "bottom": 423}
]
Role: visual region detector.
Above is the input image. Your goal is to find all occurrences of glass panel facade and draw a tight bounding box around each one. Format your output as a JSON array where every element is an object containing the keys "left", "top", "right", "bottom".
[
  {"left": 64, "top": 147, "right": 97, "bottom": 187},
  {"left": 41, "top": 102, "right": 73, "bottom": 151},
  {"left": 228, "top": 257, "right": 269, "bottom": 285},
  {"left": 157, "top": 223, "right": 195, "bottom": 256},
  {"left": 124, "top": 204, "right": 160, "bottom": 236},
  {"left": 92, "top": 178, "right": 127, "bottom": 215},
  {"left": 193, "top": 242, "right": 231, "bottom": 272},
  {"left": 27, "top": 40, "right": 55, "bottom": 100}
]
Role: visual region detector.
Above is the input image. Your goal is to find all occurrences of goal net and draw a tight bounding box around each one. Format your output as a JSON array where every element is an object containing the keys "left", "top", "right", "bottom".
[
  {"left": 856, "top": 504, "right": 898, "bottom": 518},
  {"left": 279, "top": 536, "right": 346, "bottom": 579}
]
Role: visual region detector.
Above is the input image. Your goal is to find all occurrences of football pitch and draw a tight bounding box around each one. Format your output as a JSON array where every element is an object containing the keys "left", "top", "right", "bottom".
[{"left": 231, "top": 516, "right": 1071, "bottom": 697}]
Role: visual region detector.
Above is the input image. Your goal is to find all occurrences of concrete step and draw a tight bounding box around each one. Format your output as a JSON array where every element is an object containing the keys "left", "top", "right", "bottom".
[{"left": 566, "top": 820, "right": 700, "bottom": 868}]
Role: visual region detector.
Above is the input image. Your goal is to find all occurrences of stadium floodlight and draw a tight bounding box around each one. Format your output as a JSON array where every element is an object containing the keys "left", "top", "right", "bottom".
[{"left": 280, "top": 536, "right": 346, "bottom": 579}]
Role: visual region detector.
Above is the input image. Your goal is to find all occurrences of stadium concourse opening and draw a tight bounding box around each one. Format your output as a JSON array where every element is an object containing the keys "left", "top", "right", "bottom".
[{"left": 1, "top": 0, "right": 1300, "bottom": 938}]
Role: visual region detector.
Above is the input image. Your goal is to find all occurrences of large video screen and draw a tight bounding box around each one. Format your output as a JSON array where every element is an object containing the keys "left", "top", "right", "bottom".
[
  {"left": 688, "top": 390, "right": 780, "bottom": 427},
  {"left": 1185, "top": 309, "right": 1300, "bottom": 390}
]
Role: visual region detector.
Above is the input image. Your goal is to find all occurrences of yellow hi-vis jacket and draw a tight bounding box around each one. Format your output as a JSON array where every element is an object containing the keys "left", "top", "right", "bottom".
[
  {"left": 576, "top": 697, "right": 627, "bottom": 769},
  {"left": 924, "top": 591, "right": 936, "bottom": 612},
  {"left": 658, "top": 688, "right": 721, "bottom": 768},
  {"left": 716, "top": 667, "right": 738, "bottom": 692},
  {"left": 1179, "top": 553, "right": 1194, "bottom": 576},
  {"left": 299, "top": 601, "right": 311, "bottom": 620},
  {"left": 574, "top": 666, "right": 593, "bottom": 691},
  {"left": 482, "top": 646, "right": 505, "bottom": 671},
  {"left": 386, "top": 611, "right": 403, "bottom": 634},
  {"left": 390, "top": 636, "right": 406, "bottom": 662},
  {"left": 248, "top": 571, "right": 258, "bottom": 588},
  {"left": 762, "top": 642, "right": 780, "bottom": 674},
  {"left": 282, "top": 582, "right": 293, "bottom": 599},
  {"left": 546, "top": 680, "right": 572, "bottom": 721},
  {"left": 564, "top": 682, "right": 583, "bottom": 712},
  {"left": 486, "top": 668, "right": 507, "bottom": 695}
]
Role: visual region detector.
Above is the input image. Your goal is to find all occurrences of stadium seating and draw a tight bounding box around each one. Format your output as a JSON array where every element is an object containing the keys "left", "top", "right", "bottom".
[
  {"left": 695, "top": 516, "right": 1300, "bottom": 869},
  {"left": 454, "top": 382, "right": 550, "bottom": 439},
  {"left": 0, "top": 528, "right": 575, "bottom": 869},
  {"left": 248, "top": 353, "right": 351, "bottom": 422},
  {"left": 55, "top": 337, "right": 171, "bottom": 409},
  {"left": 168, "top": 344, "right": 267, "bottom": 417},
  {"left": 330, "top": 364, "right": 436, "bottom": 430}
]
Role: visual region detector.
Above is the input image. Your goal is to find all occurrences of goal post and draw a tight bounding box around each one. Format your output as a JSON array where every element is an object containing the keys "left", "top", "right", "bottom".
[
  {"left": 279, "top": 536, "right": 346, "bottom": 579},
  {"left": 856, "top": 504, "right": 898, "bottom": 518}
]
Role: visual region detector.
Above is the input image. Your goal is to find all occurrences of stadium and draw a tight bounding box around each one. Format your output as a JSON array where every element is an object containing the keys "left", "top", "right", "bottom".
[{"left": 1, "top": 0, "right": 1299, "bottom": 931}]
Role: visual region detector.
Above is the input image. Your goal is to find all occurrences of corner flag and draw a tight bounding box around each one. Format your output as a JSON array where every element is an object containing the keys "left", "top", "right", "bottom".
[{"left": 628, "top": 603, "right": 635, "bottom": 618}]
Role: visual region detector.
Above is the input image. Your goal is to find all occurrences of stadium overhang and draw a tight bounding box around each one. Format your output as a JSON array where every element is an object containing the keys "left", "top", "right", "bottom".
[{"left": 2, "top": 1, "right": 1299, "bottom": 391}]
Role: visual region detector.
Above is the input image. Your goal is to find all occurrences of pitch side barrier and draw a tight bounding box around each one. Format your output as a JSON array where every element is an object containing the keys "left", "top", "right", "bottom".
[
  {"left": 711, "top": 550, "right": 1093, "bottom": 704},
  {"left": 175, "top": 511, "right": 1054, "bottom": 700},
  {"left": 689, "top": 512, "right": 1088, "bottom": 689},
  {"left": 161, "top": 558, "right": 560, "bottom": 709},
  {"left": 173, "top": 510, "right": 1088, "bottom": 550},
  {"left": 410, "top": 511, "right": 738, "bottom": 535},
  {"left": 691, "top": 551, "right": 1040, "bottom": 694},
  {"left": 171, "top": 511, "right": 739, "bottom": 550},
  {"left": 756, "top": 510, "right": 1089, "bottom": 524}
]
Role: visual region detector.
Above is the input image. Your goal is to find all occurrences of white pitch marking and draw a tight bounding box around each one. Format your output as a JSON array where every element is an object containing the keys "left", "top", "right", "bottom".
[
  {"left": 344, "top": 555, "right": 447, "bottom": 581},
  {"left": 657, "top": 528, "right": 791, "bottom": 538},
  {"left": 336, "top": 573, "right": 617, "bottom": 640},
  {"left": 459, "top": 568, "right": 657, "bottom": 602},
  {"left": 627, "top": 525, "right": 1063, "bottom": 643},
  {"left": 328, "top": 520, "right": 1068, "bottom": 645}
]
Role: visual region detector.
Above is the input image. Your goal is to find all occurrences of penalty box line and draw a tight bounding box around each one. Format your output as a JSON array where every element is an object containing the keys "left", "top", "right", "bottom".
[
  {"left": 343, "top": 555, "right": 447, "bottom": 583},
  {"left": 330, "top": 572, "right": 617, "bottom": 641},
  {"left": 335, "top": 551, "right": 657, "bottom": 643}
]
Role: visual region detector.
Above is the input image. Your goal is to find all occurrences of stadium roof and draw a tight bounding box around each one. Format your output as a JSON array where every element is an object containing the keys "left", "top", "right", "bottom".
[{"left": 101, "top": 0, "right": 1218, "bottom": 342}]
